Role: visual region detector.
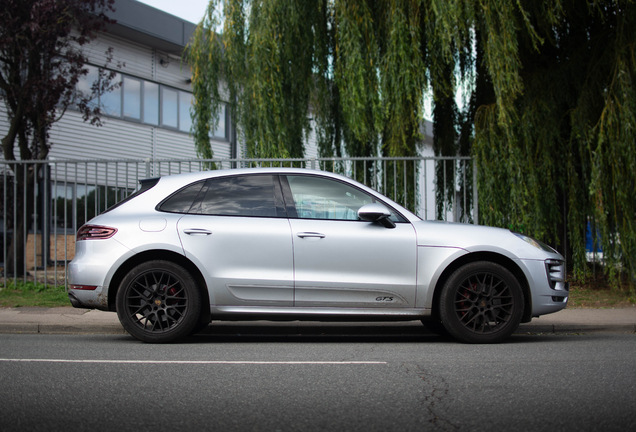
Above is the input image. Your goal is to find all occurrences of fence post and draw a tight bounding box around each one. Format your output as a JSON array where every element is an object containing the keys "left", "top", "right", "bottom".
[
  {"left": 310, "top": 157, "right": 316, "bottom": 170},
  {"left": 473, "top": 158, "right": 479, "bottom": 225},
  {"left": 145, "top": 158, "right": 151, "bottom": 178}
]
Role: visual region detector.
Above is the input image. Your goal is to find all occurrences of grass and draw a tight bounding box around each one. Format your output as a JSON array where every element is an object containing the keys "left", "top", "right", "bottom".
[
  {"left": 0, "top": 280, "right": 70, "bottom": 308},
  {"left": 567, "top": 274, "right": 636, "bottom": 308},
  {"left": 0, "top": 274, "right": 634, "bottom": 309}
]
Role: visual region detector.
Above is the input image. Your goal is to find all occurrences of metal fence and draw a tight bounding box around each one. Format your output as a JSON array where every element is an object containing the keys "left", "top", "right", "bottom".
[{"left": 0, "top": 156, "right": 476, "bottom": 287}]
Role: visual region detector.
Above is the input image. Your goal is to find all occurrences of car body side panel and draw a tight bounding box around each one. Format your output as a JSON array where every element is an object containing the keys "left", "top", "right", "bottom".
[
  {"left": 177, "top": 215, "right": 294, "bottom": 306},
  {"left": 290, "top": 219, "right": 417, "bottom": 307},
  {"left": 67, "top": 214, "right": 187, "bottom": 310},
  {"left": 416, "top": 246, "right": 468, "bottom": 309}
]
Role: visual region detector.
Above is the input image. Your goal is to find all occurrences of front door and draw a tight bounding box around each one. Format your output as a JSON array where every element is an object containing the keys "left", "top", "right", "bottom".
[{"left": 283, "top": 175, "right": 417, "bottom": 308}]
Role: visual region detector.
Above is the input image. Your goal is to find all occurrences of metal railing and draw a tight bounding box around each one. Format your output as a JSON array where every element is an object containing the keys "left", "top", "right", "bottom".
[{"left": 0, "top": 156, "right": 476, "bottom": 288}]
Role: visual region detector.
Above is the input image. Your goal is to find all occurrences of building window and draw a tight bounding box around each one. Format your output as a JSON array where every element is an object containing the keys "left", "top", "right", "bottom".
[
  {"left": 213, "top": 104, "right": 226, "bottom": 139},
  {"left": 100, "top": 72, "right": 121, "bottom": 117},
  {"left": 143, "top": 81, "right": 159, "bottom": 125},
  {"left": 75, "top": 67, "right": 228, "bottom": 140},
  {"left": 161, "top": 87, "right": 179, "bottom": 129},
  {"left": 179, "top": 91, "right": 193, "bottom": 132},
  {"left": 123, "top": 76, "right": 141, "bottom": 120},
  {"left": 76, "top": 65, "right": 100, "bottom": 109}
]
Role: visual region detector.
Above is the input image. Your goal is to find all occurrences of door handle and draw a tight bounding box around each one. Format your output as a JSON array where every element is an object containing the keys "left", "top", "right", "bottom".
[
  {"left": 183, "top": 228, "right": 213, "bottom": 235},
  {"left": 296, "top": 232, "right": 326, "bottom": 239}
]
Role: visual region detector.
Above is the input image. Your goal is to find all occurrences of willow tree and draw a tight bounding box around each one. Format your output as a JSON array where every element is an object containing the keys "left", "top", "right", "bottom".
[{"left": 188, "top": 0, "right": 636, "bottom": 284}]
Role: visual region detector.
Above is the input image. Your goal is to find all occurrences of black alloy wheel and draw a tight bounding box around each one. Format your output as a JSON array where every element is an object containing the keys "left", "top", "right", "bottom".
[
  {"left": 439, "top": 261, "right": 524, "bottom": 343},
  {"left": 116, "top": 260, "right": 201, "bottom": 343}
]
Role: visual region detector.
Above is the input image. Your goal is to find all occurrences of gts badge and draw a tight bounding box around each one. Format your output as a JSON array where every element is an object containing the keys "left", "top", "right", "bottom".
[{"left": 375, "top": 296, "right": 394, "bottom": 302}]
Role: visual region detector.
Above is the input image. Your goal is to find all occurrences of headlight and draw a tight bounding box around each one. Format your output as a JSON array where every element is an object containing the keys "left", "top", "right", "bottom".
[{"left": 513, "top": 232, "right": 556, "bottom": 253}]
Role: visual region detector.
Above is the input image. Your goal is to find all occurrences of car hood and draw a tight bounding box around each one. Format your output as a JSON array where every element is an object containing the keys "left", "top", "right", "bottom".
[{"left": 412, "top": 220, "right": 563, "bottom": 261}]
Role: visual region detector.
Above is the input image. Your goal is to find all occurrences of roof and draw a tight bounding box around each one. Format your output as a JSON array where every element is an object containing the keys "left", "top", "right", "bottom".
[{"left": 105, "top": 0, "right": 198, "bottom": 56}]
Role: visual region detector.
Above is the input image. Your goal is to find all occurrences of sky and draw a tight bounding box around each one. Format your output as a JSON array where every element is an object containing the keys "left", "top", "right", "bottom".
[{"left": 136, "top": 0, "right": 210, "bottom": 24}]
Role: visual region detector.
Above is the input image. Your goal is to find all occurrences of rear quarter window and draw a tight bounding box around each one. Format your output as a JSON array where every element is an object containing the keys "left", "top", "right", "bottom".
[
  {"left": 103, "top": 177, "right": 160, "bottom": 213},
  {"left": 158, "top": 181, "right": 206, "bottom": 213}
]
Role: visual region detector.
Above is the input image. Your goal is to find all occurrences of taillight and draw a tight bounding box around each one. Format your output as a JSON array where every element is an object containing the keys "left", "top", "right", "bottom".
[{"left": 76, "top": 225, "right": 118, "bottom": 241}]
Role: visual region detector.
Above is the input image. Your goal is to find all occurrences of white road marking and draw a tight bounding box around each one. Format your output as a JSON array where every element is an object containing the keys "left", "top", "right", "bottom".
[{"left": 0, "top": 358, "right": 386, "bottom": 365}]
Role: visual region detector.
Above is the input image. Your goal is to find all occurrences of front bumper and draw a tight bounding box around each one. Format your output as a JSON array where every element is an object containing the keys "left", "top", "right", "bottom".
[{"left": 521, "top": 258, "right": 569, "bottom": 316}]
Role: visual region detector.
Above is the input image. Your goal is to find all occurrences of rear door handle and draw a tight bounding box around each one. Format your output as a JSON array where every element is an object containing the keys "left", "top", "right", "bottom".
[
  {"left": 296, "top": 232, "right": 326, "bottom": 239},
  {"left": 183, "top": 228, "right": 213, "bottom": 236}
]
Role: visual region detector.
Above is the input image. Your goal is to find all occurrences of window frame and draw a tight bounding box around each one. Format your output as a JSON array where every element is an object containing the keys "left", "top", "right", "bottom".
[
  {"left": 157, "top": 174, "right": 287, "bottom": 218},
  {"left": 74, "top": 65, "right": 229, "bottom": 140},
  {"left": 280, "top": 175, "right": 407, "bottom": 223}
]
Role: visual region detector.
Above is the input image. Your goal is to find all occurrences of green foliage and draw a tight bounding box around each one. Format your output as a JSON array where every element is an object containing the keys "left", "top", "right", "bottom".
[
  {"left": 187, "top": 0, "right": 318, "bottom": 159},
  {"left": 188, "top": 0, "right": 636, "bottom": 284},
  {"left": 474, "top": 0, "right": 636, "bottom": 285}
]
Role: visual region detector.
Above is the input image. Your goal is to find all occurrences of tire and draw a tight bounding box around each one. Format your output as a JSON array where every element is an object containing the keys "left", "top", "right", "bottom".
[
  {"left": 116, "top": 260, "right": 202, "bottom": 343},
  {"left": 439, "top": 261, "right": 524, "bottom": 344}
]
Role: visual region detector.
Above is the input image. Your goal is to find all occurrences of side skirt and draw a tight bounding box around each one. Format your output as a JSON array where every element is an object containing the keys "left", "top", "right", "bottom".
[{"left": 209, "top": 306, "right": 431, "bottom": 322}]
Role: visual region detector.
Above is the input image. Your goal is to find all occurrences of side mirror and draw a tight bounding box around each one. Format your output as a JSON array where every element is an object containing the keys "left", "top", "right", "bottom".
[{"left": 358, "top": 203, "right": 396, "bottom": 229}]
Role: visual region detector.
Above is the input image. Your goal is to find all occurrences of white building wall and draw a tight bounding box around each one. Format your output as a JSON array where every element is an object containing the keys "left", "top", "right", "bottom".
[
  {"left": 155, "top": 51, "right": 192, "bottom": 91},
  {"left": 84, "top": 32, "right": 155, "bottom": 80},
  {"left": 49, "top": 110, "right": 154, "bottom": 160},
  {"left": 0, "top": 30, "right": 233, "bottom": 174}
]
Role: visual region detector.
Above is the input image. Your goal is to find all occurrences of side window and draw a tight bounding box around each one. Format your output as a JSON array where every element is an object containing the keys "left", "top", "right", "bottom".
[
  {"left": 285, "top": 175, "right": 375, "bottom": 220},
  {"left": 199, "top": 175, "right": 281, "bottom": 217},
  {"left": 158, "top": 181, "right": 205, "bottom": 213}
]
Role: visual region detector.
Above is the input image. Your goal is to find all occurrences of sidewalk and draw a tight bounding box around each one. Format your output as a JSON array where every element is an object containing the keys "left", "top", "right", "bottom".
[{"left": 0, "top": 306, "right": 634, "bottom": 336}]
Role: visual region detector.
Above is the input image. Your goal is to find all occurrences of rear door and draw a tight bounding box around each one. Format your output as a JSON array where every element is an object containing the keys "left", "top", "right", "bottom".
[{"left": 166, "top": 174, "right": 294, "bottom": 306}]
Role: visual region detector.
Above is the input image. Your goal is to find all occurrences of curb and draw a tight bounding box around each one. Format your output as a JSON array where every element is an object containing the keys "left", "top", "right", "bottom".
[
  {"left": 0, "top": 322, "right": 634, "bottom": 336},
  {"left": 0, "top": 323, "right": 126, "bottom": 335},
  {"left": 516, "top": 324, "right": 636, "bottom": 334}
]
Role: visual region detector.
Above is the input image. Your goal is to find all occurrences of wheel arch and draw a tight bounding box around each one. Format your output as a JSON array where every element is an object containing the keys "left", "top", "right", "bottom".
[
  {"left": 106, "top": 250, "right": 210, "bottom": 321},
  {"left": 429, "top": 251, "right": 533, "bottom": 323}
]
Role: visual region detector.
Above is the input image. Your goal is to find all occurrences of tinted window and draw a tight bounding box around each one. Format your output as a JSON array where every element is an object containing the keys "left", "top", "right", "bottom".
[
  {"left": 104, "top": 178, "right": 160, "bottom": 214},
  {"left": 199, "top": 175, "right": 278, "bottom": 217},
  {"left": 159, "top": 181, "right": 205, "bottom": 213},
  {"left": 286, "top": 175, "right": 375, "bottom": 220}
]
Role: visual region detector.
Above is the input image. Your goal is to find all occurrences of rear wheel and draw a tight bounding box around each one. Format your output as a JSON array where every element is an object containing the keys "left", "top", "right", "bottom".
[
  {"left": 116, "top": 260, "right": 201, "bottom": 343},
  {"left": 439, "top": 261, "right": 523, "bottom": 344}
]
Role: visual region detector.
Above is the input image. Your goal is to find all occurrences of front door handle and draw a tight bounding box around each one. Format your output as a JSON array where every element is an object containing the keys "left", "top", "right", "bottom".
[
  {"left": 183, "top": 228, "right": 213, "bottom": 236},
  {"left": 296, "top": 232, "right": 326, "bottom": 239}
]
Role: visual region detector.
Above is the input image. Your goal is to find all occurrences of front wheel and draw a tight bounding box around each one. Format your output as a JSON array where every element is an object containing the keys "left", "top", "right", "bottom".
[
  {"left": 439, "top": 261, "right": 524, "bottom": 344},
  {"left": 116, "top": 260, "right": 202, "bottom": 343}
]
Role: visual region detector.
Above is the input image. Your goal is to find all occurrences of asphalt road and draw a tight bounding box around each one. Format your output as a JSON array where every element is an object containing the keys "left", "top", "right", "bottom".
[{"left": 1, "top": 331, "right": 635, "bottom": 431}]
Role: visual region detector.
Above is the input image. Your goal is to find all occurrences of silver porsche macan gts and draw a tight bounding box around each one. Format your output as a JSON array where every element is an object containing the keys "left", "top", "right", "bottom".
[{"left": 67, "top": 168, "right": 568, "bottom": 343}]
